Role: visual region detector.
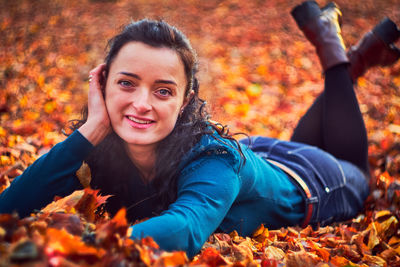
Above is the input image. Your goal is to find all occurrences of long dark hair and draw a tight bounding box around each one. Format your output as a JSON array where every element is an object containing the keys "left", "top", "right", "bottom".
[{"left": 69, "top": 19, "right": 244, "bottom": 218}]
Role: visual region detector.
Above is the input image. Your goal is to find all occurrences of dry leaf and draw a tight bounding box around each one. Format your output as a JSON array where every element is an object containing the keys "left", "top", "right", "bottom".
[{"left": 76, "top": 162, "right": 91, "bottom": 188}]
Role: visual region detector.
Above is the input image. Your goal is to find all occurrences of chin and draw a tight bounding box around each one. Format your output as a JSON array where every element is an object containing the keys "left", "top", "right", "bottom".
[{"left": 116, "top": 133, "right": 162, "bottom": 147}]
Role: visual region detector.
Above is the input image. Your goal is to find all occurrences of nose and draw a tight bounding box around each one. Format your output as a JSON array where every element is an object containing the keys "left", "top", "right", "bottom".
[{"left": 132, "top": 88, "right": 152, "bottom": 113}]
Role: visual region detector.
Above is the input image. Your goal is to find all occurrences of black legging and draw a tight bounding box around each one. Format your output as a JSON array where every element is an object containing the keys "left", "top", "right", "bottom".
[{"left": 290, "top": 64, "right": 370, "bottom": 175}]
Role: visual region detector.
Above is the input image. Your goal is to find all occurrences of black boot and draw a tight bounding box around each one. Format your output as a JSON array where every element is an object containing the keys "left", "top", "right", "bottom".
[
  {"left": 291, "top": 1, "right": 349, "bottom": 72},
  {"left": 347, "top": 17, "right": 400, "bottom": 81}
]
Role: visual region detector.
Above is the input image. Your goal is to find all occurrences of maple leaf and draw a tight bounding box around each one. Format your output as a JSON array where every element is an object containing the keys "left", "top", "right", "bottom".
[{"left": 74, "top": 188, "right": 111, "bottom": 222}]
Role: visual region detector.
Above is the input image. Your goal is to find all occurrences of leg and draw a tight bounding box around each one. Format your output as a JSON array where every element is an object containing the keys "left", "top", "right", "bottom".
[
  {"left": 290, "top": 93, "right": 323, "bottom": 148},
  {"left": 291, "top": 64, "right": 369, "bottom": 175},
  {"left": 322, "top": 64, "right": 369, "bottom": 174},
  {"left": 290, "top": 1, "right": 371, "bottom": 174}
]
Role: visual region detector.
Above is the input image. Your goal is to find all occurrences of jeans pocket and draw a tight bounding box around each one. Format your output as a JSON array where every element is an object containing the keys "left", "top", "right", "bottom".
[{"left": 287, "top": 146, "right": 346, "bottom": 194}]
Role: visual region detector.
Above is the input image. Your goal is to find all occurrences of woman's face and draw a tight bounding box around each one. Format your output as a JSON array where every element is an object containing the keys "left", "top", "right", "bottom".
[{"left": 105, "top": 42, "right": 188, "bottom": 150}]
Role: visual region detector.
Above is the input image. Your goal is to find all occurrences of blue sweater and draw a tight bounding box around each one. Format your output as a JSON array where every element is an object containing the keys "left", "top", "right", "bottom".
[{"left": 0, "top": 130, "right": 304, "bottom": 257}]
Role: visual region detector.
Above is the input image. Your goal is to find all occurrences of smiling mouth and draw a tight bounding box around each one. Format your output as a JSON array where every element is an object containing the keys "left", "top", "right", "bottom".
[{"left": 127, "top": 116, "right": 154, "bottom": 124}]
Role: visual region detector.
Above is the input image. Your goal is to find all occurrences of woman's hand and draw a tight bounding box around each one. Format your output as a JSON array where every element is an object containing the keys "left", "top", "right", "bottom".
[{"left": 79, "top": 63, "right": 112, "bottom": 145}]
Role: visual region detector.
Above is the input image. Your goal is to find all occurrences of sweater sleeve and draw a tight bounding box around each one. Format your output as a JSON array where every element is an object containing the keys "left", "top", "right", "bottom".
[
  {"left": 129, "top": 156, "right": 241, "bottom": 258},
  {"left": 0, "top": 130, "right": 94, "bottom": 217}
]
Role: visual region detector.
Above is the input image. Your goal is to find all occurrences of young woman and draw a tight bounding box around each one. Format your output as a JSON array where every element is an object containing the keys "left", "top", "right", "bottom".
[{"left": 1, "top": 1, "right": 399, "bottom": 258}]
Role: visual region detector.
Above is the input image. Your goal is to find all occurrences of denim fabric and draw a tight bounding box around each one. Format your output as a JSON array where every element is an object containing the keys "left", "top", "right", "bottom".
[{"left": 239, "top": 136, "right": 370, "bottom": 226}]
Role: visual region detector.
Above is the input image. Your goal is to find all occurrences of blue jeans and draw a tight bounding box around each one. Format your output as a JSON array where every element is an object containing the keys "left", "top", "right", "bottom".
[{"left": 240, "top": 136, "right": 370, "bottom": 227}]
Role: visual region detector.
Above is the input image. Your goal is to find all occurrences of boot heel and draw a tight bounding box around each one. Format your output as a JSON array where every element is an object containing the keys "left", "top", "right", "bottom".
[
  {"left": 291, "top": 1, "right": 321, "bottom": 28},
  {"left": 373, "top": 17, "right": 400, "bottom": 45}
]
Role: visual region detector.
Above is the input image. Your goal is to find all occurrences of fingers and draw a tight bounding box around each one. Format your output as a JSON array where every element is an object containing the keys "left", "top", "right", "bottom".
[
  {"left": 81, "top": 63, "right": 111, "bottom": 145},
  {"left": 88, "top": 63, "right": 106, "bottom": 87},
  {"left": 87, "top": 63, "right": 108, "bottom": 112}
]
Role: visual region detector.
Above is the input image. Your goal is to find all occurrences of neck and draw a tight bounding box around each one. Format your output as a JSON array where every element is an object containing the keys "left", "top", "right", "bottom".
[{"left": 124, "top": 143, "right": 156, "bottom": 182}]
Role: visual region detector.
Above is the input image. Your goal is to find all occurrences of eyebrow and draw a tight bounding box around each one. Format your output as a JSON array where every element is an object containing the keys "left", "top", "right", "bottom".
[
  {"left": 118, "top": 72, "right": 177, "bottom": 86},
  {"left": 118, "top": 72, "right": 141, "bottom": 80},
  {"left": 154, "top": 79, "right": 177, "bottom": 86}
]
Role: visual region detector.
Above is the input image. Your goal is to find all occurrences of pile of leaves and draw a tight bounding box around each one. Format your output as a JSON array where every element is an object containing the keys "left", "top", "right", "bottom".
[
  {"left": 0, "top": 151, "right": 400, "bottom": 266},
  {"left": 1, "top": 0, "right": 400, "bottom": 266}
]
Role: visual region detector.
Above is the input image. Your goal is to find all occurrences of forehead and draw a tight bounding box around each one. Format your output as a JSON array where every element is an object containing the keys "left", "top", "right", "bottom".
[{"left": 110, "top": 42, "right": 186, "bottom": 83}]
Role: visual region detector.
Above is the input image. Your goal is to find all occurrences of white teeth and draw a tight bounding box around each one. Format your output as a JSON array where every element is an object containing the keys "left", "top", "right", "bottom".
[{"left": 127, "top": 116, "right": 152, "bottom": 124}]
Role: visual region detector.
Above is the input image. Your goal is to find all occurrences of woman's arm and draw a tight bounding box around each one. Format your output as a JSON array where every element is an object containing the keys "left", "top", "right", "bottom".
[
  {"left": 0, "top": 130, "right": 93, "bottom": 217},
  {"left": 0, "top": 64, "right": 111, "bottom": 217},
  {"left": 129, "top": 156, "right": 241, "bottom": 258}
]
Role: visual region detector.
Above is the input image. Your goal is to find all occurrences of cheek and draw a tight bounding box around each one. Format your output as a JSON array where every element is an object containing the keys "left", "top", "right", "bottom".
[
  {"left": 105, "top": 87, "right": 124, "bottom": 110},
  {"left": 163, "top": 103, "right": 181, "bottom": 123}
]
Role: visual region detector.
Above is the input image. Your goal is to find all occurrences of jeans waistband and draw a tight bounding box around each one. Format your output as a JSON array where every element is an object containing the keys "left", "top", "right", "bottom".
[{"left": 266, "top": 159, "right": 314, "bottom": 227}]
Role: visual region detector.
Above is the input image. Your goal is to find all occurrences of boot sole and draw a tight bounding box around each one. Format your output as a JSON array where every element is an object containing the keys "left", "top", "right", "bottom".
[
  {"left": 292, "top": 1, "right": 340, "bottom": 28},
  {"left": 291, "top": 1, "right": 321, "bottom": 28},
  {"left": 373, "top": 17, "right": 400, "bottom": 45}
]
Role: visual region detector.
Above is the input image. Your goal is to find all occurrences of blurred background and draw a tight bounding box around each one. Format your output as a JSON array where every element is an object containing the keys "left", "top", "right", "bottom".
[{"left": 0, "top": 0, "right": 399, "bottom": 151}]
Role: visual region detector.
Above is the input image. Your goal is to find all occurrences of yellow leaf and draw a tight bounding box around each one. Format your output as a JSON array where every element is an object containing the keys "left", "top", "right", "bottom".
[
  {"left": 42, "top": 190, "right": 85, "bottom": 214},
  {"left": 44, "top": 101, "right": 57, "bottom": 114},
  {"left": 362, "top": 254, "right": 387, "bottom": 267},
  {"left": 19, "top": 96, "right": 28, "bottom": 108},
  {"left": 0, "top": 155, "right": 11, "bottom": 166},
  {"left": 235, "top": 103, "right": 250, "bottom": 117},
  {"left": 357, "top": 77, "right": 367, "bottom": 87},
  {"left": 246, "top": 83, "right": 262, "bottom": 98},
  {"left": 367, "top": 222, "right": 380, "bottom": 250},
  {"left": 0, "top": 126, "right": 6, "bottom": 137},
  {"left": 378, "top": 216, "right": 398, "bottom": 236},
  {"left": 252, "top": 224, "right": 265, "bottom": 237}
]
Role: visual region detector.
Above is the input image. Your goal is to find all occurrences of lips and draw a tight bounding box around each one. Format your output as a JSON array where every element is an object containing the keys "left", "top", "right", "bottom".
[
  {"left": 127, "top": 116, "right": 154, "bottom": 124},
  {"left": 125, "top": 115, "right": 155, "bottom": 129}
]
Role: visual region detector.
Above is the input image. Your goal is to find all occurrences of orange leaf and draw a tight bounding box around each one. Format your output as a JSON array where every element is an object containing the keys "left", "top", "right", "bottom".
[
  {"left": 191, "top": 247, "right": 229, "bottom": 266},
  {"left": 330, "top": 255, "right": 350, "bottom": 266},
  {"left": 156, "top": 251, "right": 188, "bottom": 266},
  {"left": 45, "top": 228, "right": 104, "bottom": 257},
  {"left": 74, "top": 188, "right": 111, "bottom": 222}
]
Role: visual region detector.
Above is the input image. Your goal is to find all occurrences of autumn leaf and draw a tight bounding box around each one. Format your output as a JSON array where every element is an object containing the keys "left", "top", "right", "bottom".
[
  {"left": 154, "top": 251, "right": 188, "bottom": 266},
  {"left": 76, "top": 161, "right": 91, "bottom": 188},
  {"left": 41, "top": 190, "right": 85, "bottom": 214},
  {"left": 74, "top": 188, "right": 110, "bottom": 222},
  {"left": 45, "top": 228, "right": 105, "bottom": 259},
  {"left": 1, "top": 0, "right": 400, "bottom": 265}
]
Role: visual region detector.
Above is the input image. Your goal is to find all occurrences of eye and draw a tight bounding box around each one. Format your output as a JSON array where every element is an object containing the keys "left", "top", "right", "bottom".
[
  {"left": 156, "top": 88, "right": 172, "bottom": 97},
  {"left": 118, "top": 80, "right": 134, "bottom": 88}
]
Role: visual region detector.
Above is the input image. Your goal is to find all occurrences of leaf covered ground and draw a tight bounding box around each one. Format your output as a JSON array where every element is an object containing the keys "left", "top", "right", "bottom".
[{"left": 1, "top": 0, "right": 400, "bottom": 266}]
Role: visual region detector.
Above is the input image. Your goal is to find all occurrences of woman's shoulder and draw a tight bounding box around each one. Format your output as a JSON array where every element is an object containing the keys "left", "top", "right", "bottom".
[{"left": 179, "top": 132, "right": 243, "bottom": 175}]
